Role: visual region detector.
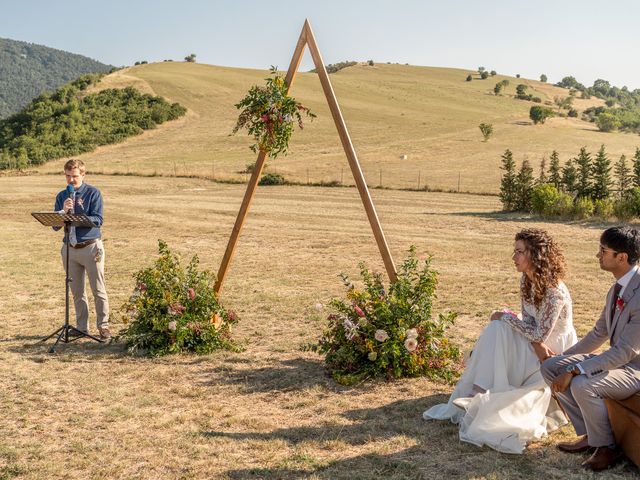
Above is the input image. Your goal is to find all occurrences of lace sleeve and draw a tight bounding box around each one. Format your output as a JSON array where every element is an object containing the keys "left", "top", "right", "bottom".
[{"left": 501, "top": 286, "right": 566, "bottom": 342}]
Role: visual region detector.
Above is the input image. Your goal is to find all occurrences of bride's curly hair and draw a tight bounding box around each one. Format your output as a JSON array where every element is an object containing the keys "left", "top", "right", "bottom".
[{"left": 516, "top": 228, "right": 566, "bottom": 307}]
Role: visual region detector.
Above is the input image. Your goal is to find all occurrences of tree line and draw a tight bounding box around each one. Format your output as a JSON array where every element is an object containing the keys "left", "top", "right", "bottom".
[
  {"left": 0, "top": 74, "right": 186, "bottom": 170},
  {"left": 500, "top": 146, "right": 640, "bottom": 220}
]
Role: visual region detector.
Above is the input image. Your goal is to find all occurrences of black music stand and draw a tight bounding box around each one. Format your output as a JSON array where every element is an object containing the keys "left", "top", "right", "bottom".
[{"left": 31, "top": 212, "right": 104, "bottom": 352}]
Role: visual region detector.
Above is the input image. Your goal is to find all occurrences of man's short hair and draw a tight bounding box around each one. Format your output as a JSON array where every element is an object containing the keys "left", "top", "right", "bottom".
[
  {"left": 601, "top": 226, "right": 640, "bottom": 264},
  {"left": 63, "top": 159, "right": 86, "bottom": 174}
]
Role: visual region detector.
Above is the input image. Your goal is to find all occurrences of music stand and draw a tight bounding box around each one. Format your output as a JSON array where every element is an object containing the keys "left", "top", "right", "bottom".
[{"left": 31, "top": 212, "right": 104, "bottom": 352}]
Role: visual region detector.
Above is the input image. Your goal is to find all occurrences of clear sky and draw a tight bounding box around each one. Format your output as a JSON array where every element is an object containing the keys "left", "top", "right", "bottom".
[{"left": 2, "top": 0, "right": 639, "bottom": 89}]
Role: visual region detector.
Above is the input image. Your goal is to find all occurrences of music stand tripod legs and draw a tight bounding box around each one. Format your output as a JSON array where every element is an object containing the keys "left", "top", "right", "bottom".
[{"left": 38, "top": 220, "right": 104, "bottom": 353}]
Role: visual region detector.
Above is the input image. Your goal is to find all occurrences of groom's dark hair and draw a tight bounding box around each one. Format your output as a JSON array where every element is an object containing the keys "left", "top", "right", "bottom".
[{"left": 601, "top": 226, "right": 640, "bottom": 264}]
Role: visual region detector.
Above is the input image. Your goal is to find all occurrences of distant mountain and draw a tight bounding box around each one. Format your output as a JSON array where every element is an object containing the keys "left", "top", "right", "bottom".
[{"left": 0, "top": 38, "right": 113, "bottom": 118}]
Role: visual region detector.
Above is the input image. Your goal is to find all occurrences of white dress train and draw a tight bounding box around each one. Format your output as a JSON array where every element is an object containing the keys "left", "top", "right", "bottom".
[{"left": 423, "top": 280, "right": 577, "bottom": 454}]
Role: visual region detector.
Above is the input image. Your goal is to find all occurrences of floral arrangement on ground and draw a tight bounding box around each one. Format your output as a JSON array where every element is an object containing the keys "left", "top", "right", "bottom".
[
  {"left": 118, "top": 240, "right": 241, "bottom": 356},
  {"left": 232, "top": 66, "right": 315, "bottom": 158},
  {"left": 306, "top": 247, "right": 461, "bottom": 386}
]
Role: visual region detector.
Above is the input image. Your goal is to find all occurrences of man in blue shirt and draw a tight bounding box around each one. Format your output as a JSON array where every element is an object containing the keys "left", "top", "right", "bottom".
[{"left": 54, "top": 159, "right": 110, "bottom": 339}]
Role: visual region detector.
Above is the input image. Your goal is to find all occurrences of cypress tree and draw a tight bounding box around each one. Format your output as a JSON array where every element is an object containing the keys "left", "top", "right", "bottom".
[
  {"left": 548, "top": 150, "right": 562, "bottom": 190},
  {"left": 614, "top": 154, "right": 632, "bottom": 198},
  {"left": 537, "top": 156, "right": 548, "bottom": 184},
  {"left": 562, "top": 159, "right": 578, "bottom": 195},
  {"left": 515, "top": 158, "right": 534, "bottom": 211},
  {"left": 591, "top": 144, "right": 612, "bottom": 200},
  {"left": 499, "top": 149, "right": 517, "bottom": 211},
  {"left": 574, "top": 146, "right": 592, "bottom": 198},
  {"left": 633, "top": 147, "right": 640, "bottom": 187}
]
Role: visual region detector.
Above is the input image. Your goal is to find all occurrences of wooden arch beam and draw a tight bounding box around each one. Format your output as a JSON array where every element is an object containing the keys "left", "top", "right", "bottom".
[{"left": 214, "top": 19, "right": 397, "bottom": 294}]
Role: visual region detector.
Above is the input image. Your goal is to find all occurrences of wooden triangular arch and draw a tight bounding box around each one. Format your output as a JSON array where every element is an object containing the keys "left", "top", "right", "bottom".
[{"left": 214, "top": 19, "right": 397, "bottom": 294}]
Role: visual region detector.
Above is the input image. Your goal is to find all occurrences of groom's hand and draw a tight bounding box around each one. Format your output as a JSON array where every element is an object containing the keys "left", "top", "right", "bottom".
[{"left": 551, "top": 372, "right": 573, "bottom": 393}]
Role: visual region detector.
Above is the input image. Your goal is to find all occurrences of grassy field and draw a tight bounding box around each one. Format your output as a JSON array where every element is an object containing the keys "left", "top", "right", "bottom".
[
  {"left": 32, "top": 62, "right": 640, "bottom": 193},
  {"left": 1, "top": 174, "right": 638, "bottom": 479}
]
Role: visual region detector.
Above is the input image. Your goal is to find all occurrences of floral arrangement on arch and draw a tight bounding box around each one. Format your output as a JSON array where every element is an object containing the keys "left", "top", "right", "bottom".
[
  {"left": 118, "top": 240, "right": 241, "bottom": 356},
  {"left": 232, "top": 66, "right": 316, "bottom": 158},
  {"left": 307, "top": 247, "right": 461, "bottom": 386}
]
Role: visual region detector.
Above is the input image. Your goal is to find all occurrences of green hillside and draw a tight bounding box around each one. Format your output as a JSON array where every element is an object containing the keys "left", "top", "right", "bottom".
[
  {"left": 0, "top": 38, "right": 113, "bottom": 118},
  {"left": 36, "top": 62, "right": 640, "bottom": 193}
]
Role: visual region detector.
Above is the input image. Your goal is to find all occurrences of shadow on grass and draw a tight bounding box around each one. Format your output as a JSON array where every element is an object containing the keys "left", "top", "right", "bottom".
[
  {"left": 444, "top": 210, "right": 629, "bottom": 230},
  {"left": 204, "top": 396, "right": 638, "bottom": 479},
  {"left": 199, "top": 356, "right": 335, "bottom": 394},
  {"left": 7, "top": 334, "right": 128, "bottom": 359}
]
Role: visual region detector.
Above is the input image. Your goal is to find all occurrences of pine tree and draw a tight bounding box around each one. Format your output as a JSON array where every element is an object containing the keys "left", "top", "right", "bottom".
[
  {"left": 591, "top": 144, "right": 612, "bottom": 200},
  {"left": 574, "top": 146, "right": 592, "bottom": 198},
  {"left": 515, "top": 158, "right": 534, "bottom": 211},
  {"left": 614, "top": 154, "right": 632, "bottom": 198},
  {"left": 548, "top": 150, "right": 562, "bottom": 190},
  {"left": 562, "top": 159, "right": 578, "bottom": 195},
  {"left": 537, "top": 156, "right": 548, "bottom": 184},
  {"left": 633, "top": 147, "right": 640, "bottom": 187},
  {"left": 499, "top": 149, "right": 518, "bottom": 210}
]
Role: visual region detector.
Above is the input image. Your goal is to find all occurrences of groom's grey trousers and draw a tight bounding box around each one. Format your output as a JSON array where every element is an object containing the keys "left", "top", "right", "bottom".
[{"left": 541, "top": 355, "right": 640, "bottom": 447}]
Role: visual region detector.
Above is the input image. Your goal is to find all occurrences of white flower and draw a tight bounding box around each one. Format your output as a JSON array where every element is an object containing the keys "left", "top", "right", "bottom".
[
  {"left": 314, "top": 303, "right": 324, "bottom": 312},
  {"left": 406, "top": 328, "right": 418, "bottom": 339},
  {"left": 368, "top": 352, "right": 378, "bottom": 361},
  {"left": 405, "top": 337, "right": 418, "bottom": 352},
  {"left": 343, "top": 318, "right": 359, "bottom": 340},
  {"left": 374, "top": 329, "right": 389, "bottom": 342},
  {"left": 168, "top": 321, "right": 177, "bottom": 332}
]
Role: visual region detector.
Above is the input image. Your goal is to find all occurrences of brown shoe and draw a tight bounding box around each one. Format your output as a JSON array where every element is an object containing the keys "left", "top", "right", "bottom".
[
  {"left": 98, "top": 327, "right": 112, "bottom": 340},
  {"left": 557, "top": 435, "right": 591, "bottom": 453},
  {"left": 67, "top": 329, "right": 89, "bottom": 338},
  {"left": 581, "top": 446, "right": 623, "bottom": 472}
]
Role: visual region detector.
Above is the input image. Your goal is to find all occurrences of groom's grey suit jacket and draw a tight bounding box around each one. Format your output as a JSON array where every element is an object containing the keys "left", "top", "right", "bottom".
[{"left": 563, "top": 269, "right": 640, "bottom": 379}]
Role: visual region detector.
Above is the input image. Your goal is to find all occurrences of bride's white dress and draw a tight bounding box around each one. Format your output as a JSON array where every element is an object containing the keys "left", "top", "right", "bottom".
[{"left": 423, "top": 280, "right": 577, "bottom": 454}]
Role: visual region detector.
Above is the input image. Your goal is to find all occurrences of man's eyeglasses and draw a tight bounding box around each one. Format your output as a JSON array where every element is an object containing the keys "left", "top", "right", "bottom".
[{"left": 599, "top": 245, "right": 618, "bottom": 255}]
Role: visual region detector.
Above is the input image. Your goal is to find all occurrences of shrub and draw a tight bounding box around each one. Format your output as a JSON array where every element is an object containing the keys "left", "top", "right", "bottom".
[
  {"left": 596, "top": 112, "right": 621, "bottom": 132},
  {"left": 480, "top": 71, "right": 489, "bottom": 80},
  {"left": 568, "top": 108, "right": 578, "bottom": 118},
  {"left": 242, "top": 161, "right": 268, "bottom": 174},
  {"left": 530, "top": 106, "right": 555, "bottom": 124},
  {"left": 552, "top": 192, "right": 574, "bottom": 217},
  {"left": 490, "top": 70, "right": 497, "bottom": 76},
  {"left": 466, "top": 74, "right": 473, "bottom": 82},
  {"left": 573, "top": 197, "right": 594, "bottom": 219},
  {"left": 259, "top": 172, "right": 286, "bottom": 185},
  {"left": 479, "top": 122, "right": 493, "bottom": 141},
  {"left": 613, "top": 197, "right": 636, "bottom": 221},
  {"left": 594, "top": 199, "right": 614, "bottom": 219},
  {"left": 540, "top": 74, "right": 548, "bottom": 83},
  {"left": 306, "top": 247, "right": 460, "bottom": 385},
  {"left": 367, "top": 59, "right": 374, "bottom": 66},
  {"left": 531, "top": 184, "right": 561, "bottom": 216},
  {"left": 531, "top": 97, "right": 542, "bottom": 103},
  {"left": 118, "top": 241, "right": 241, "bottom": 356}
]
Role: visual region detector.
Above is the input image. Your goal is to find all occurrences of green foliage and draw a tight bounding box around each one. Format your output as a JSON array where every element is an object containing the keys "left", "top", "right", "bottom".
[
  {"left": 184, "top": 53, "right": 196, "bottom": 63},
  {"left": 478, "top": 122, "right": 493, "bottom": 141},
  {"left": 568, "top": 108, "right": 578, "bottom": 118},
  {"left": 537, "top": 157, "right": 547, "bottom": 184},
  {"left": 118, "top": 240, "right": 241, "bottom": 356},
  {"left": 499, "top": 149, "right": 517, "bottom": 210},
  {"left": 593, "top": 198, "right": 614, "bottom": 219},
  {"left": 614, "top": 154, "right": 632, "bottom": 197},
  {"left": 516, "top": 84, "right": 528, "bottom": 97},
  {"left": 596, "top": 112, "right": 621, "bottom": 132},
  {"left": 591, "top": 145, "right": 612, "bottom": 200},
  {"left": 514, "top": 159, "right": 534, "bottom": 211},
  {"left": 466, "top": 74, "right": 473, "bottom": 82},
  {"left": 572, "top": 196, "right": 594, "bottom": 219},
  {"left": 367, "top": 59, "right": 374, "bottom": 66},
  {"left": 493, "top": 82, "right": 503, "bottom": 96},
  {"left": 633, "top": 148, "right": 640, "bottom": 188},
  {"left": 306, "top": 247, "right": 460, "bottom": 385},
  {"left": 548, "top": 151, "right": 562, "bottom": 190},
  {"left": 233, "top": 67, "right": 316, "bottom": 159},
  {"left": 311, "top": 61, "right": 357, "bottom": 74},
  {"left": 0, "top": 37, "right": 113, "bottom": 118},
  {"left": 531, "top": 184, "right": 561, "bottom": 217},
  {"left": 480, "top": 71, "right": 489, "bottom": 80},
  {"left": 529, "top": 106, "right": 555, "bottom": 124},
  {"left": 540, "top": 74, "right": 548, "bottom": 83},
  {"left": 0, "top": 77, "right": 186, "bottom": 169},
  {"left": 574, "top": 147, "right": 592, "bottom": 198},
  {"left": 259, "top": 172, "right": 286, "bottom": 185},
  {"left": 490, "top": 70, "right": 497, "bottom": 76}
]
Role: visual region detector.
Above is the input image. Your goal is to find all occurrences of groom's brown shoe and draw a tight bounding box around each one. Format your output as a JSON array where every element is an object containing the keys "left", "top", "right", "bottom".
[
  {"left": 557, "top": 435, "right": 591, "bottom": 453},
  {"left": 581, "top": 446, "right": 623, "bottom": 472}
]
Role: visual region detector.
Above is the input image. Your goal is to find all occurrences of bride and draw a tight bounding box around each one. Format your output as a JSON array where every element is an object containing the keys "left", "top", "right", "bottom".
[{"left": 423, "top": 228, "right": 577, "bottom": 453}]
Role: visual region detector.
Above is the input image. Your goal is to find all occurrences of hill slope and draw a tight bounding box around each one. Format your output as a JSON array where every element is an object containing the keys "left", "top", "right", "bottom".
[
  {"left": 0, "top": 38, "right": 113, "bottom": 118},
  {"left": 36, "top": 62, "right": 640, "bottom": 193}
]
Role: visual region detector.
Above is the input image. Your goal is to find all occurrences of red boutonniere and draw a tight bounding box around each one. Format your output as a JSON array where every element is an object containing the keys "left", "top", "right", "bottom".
[{"left": 616, "top": 297, "right": 625, "bottom": 311}]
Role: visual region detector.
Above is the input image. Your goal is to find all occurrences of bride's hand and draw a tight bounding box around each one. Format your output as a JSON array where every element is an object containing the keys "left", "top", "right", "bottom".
[{"left": 531, "top": 341, "right": 556, "bottom": 362}]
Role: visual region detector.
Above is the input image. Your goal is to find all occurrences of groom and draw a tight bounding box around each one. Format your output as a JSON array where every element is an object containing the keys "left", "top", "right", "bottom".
[{"left": 542, "top": 226, "right": 640, "bottom": 472}]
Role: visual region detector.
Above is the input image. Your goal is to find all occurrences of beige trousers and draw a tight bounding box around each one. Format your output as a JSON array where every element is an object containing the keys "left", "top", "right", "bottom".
[{"left": 61, "top": 239, "right": 109, "bottom": 331}]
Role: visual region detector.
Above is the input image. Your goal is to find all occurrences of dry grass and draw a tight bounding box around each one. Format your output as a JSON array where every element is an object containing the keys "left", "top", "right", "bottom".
[
  {"left": 1, "top": 174, "right": 638, "bottom": 479},
  {"left": 32, "top": 62, "right": 639, "bottom": 193}
]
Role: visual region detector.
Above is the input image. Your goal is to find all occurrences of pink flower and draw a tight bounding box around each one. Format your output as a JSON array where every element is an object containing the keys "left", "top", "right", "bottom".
[
  {"left": 405, "top": 337, "right": 418, "bottom": 352},
  {"left": 354, "top": 306, "right": 365, "bottom": 318},
  {"left": 188, "top": 288, "right": 196, "bottom": 301},
  {"left": 137, "top": 282, "right": 147, "bottom": 292},
  {"left": 227, "top": 310, "right": 238, "bottom": 323},
  {"left": 261, "top": 114, "right": 269, "bottom": 122},
  {"left": 168, "top": 303, "right": 186, "bottom": 316},
  {"left": 374, "top": 329, "right": 389, "bottom": 342},
  {"left": 167, "top": 321, "right": 177, "bottom": 332}
]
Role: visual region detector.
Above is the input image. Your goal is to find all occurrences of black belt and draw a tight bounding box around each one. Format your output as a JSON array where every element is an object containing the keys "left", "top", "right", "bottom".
[{"left": 70, "top": 239, "right": 98, "bottom": 249}]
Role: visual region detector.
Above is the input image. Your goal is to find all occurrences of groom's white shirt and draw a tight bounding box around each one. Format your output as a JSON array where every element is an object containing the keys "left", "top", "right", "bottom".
[{"left": 576, "top": 265, "right": 639, "bottom": 374}]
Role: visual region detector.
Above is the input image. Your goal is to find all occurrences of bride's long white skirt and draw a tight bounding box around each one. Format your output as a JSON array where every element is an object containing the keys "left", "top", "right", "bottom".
[{"left": 423, "top": 320, "right": 577, "bottom": 454}]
